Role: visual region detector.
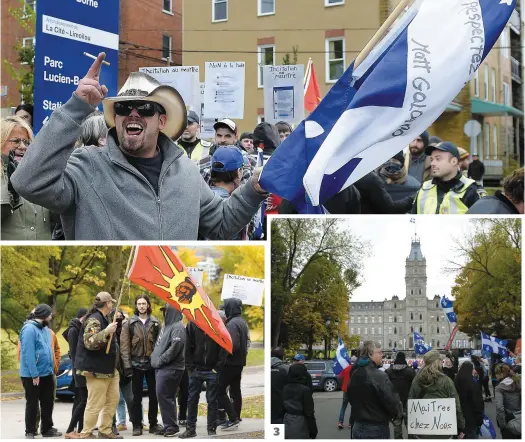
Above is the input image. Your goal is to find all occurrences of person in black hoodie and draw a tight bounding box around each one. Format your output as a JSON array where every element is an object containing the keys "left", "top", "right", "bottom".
[
  {"left": 151, "top": 304, "right": 186, "bottom": 437},
  {"left": 455, "top": 361, "right": 484, "bottom": 439},
  {"left": 179, "top": 320, "right": 227, "bottom": 438},
  {"left": 217, "top": 298, "right": 249, "bottom": 431},
  {"left": 385, "top": 351, "right": 416, "bottom": 439},
  {"left": 64, "top": 308, "right": 88, "bottom": 438},
  {"left": 283, "top": 363, "right": 317, "bottom": 439},
  {"left": 271, "top": 347, "right": 289, "bottom": 424}
]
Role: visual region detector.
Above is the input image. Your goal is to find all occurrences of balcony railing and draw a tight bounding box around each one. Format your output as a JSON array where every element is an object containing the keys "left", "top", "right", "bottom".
[
  {"left": 510, "top": 9, "right": 521, "bottom": 34},
  {"left": 511, "top": 56, "right": 521, "bottom": 83}
]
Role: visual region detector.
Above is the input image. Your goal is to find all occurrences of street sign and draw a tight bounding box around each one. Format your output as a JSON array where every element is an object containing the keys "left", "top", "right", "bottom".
[
  {"left": 464, "top": 120, "right": 482, "bottom": 137},
  {"left": 34, "top": 0, "right": 120, "bottom": 133}
]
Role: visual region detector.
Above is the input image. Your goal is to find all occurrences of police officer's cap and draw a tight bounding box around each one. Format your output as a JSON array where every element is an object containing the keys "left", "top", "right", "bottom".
[{"left": 425, "top": 142, "right": 460, "bottom": 159}]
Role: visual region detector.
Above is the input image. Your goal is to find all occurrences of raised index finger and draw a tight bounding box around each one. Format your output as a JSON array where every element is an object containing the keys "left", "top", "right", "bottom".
[{"left": 85, "top": 52, "right": 106, "bottom": 80}]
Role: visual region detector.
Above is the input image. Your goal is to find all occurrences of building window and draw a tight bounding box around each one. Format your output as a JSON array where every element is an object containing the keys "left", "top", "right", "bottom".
[
  {"left": 163, "top": 0, "right": 172, "bottom": 12},
  {"left": 394, "top": 316, "right": 397, "bottom": 323},
  {"left": 484, "top": 123, "right": 490, "bottom": 159},
  {"left": 437, "top": 316, "right": 439, "bottom": 322},
  {"left": 410, "top": 312, "right": 413, "bottom": 320},
  {"left": 411, "top": 289, "right": 413, "bottom": 295},
  {"left": 394, "top": 302, "right": 397, "bottom": 309},
  {"left": 350, "top": 327, "right": 354, "bottom": 334},
  {"left": 23, "top": 0, "right": 35, "bottom": 17},
  {"left": 365, "top": 316, "right": 369, "bottom": 324},
  {"left": 364, "top": 327, "right": 368, "bottom": 335},
  {"left": 21, "top": 37, "right": 34, "bottom": 65},
  {"left": 357, "top": 316, "right": 361, "bottom": 324},
  {"left": 258, "top": 44, "right": 275, "bottom": 87},
  {"left": 419, "top": 289, "right": 421, "bottom": 295},
  {"left": 389, "top": 315, "right": 392, "bottom": 323},
  {"left": 350, "top": 317, "right": 354, "bottom": 324},
  {"left": 394, "top": 327, "right": 397, "bottom": 335},
  {"left": 326, "top": 0, "right": 345, "bottom": 5},
  {"left": 473, "top": 69, "right": 479, "bottom": 96},
  {"left": 371, "top": 327, "right": 374, "bottom": 335},
  {"left": 436, "top": 327, "right": 439, "bottom": 334},
  {"left": 491, "top": 68, "right": 496, "bottom": 102},
  {"left": 389, "top": 340, "right": 392, "bottom": 348},
  {"left": 419, "top": 314, "right": 422, "bottom": 320},
  {"left": 378, "top": 316, "right": 382, "bottom": 323},
  {"left": 501, "top": 29, "right": 510, "bottom": 58},
  {"left": 411, "top": 326, "right": 413, "bottom": 333},
  {"left": 162, "top": 35, "right": 172, "bottom": 61},
  {"left": 357, "top": 327, "right": 360, "bottom": 334},
  {"left": 493, "top": 125, "right": 498, "bottom": 159},
  {"left": 394, "top": 341, "right": 397, "bottom": 349},
  {"left": 372, "top": 316, "right": 375, "bottom": 324},
  {"left": 437, "top": 341, "right": 440, "bottom": 347},
  {"left": 258, "top": 0, "right": 275, "bottom": 15},
  {"left": 503, "top": 82, "right": 510, "bottom": 105},
  {"left": 326, "top": 38, "right": 345, "bottom": 83},
  {"left": 389, "top": 327, "right": 392, "bottom": 334},
  {"left": 419, "top": 326, "right": 422, "bottom": 332},
  {"left": 484, "top": 65, "right": 489, "bottom": 100},
  {"left": 212, "top": 0, "right": 228, "bottom": 22},
  {"left": 377, "top": 327, "right": 381, "bottom": 334}
]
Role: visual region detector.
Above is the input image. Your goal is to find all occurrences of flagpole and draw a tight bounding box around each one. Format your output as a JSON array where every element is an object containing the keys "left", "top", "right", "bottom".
[
  {"left": 106, "top": 245, "right": 136, "bottom": 354},
  {"left": 355, "top": 0, "right": 414, "bottom": 69}
]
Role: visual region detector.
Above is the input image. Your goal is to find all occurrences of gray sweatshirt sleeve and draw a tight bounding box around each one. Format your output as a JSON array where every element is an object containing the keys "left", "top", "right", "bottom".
[
  {"left": 10, "top": 94, "right": 97, "bottom": 213},
  {"left": 198, "top": 178, "right": 267, "bottom": 240}
]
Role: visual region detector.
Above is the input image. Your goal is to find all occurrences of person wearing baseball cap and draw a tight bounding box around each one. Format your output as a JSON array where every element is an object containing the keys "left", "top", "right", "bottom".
[
  {"left": 73, "top": 292, "right": 121, "bottom": 439},
  {"left": 213, "top": 119, "right": 238, "bottom": 147},
  {"left": 177, "top": 110, "right": 212, "bottom": 161},
  {"left": 291, "top": 354, "right": 313, "bottom": 390},
  {"left": 412, "top": 142, "right": 486, "bottom": 214}
]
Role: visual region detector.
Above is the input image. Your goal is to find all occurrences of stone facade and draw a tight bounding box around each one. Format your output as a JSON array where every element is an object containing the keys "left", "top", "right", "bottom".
[{"left": 348, "top": 237, "right": 472, "bottom": 352}]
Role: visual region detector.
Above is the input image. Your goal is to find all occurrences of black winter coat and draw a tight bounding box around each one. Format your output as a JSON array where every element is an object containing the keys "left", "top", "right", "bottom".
[
  {"left": 385, "top": 364, "right": 416, "bottom": 406},
  {"left": 467, "top": 191, "right": 520, "bottom": 215},
  {"left": 283, "top": 364, "right": 317, "bottom": 439},
  {"left": 66, "top": 318, "right": 86, "bottom": 387},
  {"left": 348, "top": 358, "right": 402, "bottom": 425},
  {"left": 278, "top": 185, "right": 361, "bottom": 215},
  {"left": 455, "top": 378, "right": 484, "bottom": 432},
  {"left": 185, "top": 321, "right": 227, "bottom": 372},
  {"left": 224, "top": 298, "right": 249, "bottom": 367},
  {"left": 271, "top": 357, "right": 289, "bottom": 424}
]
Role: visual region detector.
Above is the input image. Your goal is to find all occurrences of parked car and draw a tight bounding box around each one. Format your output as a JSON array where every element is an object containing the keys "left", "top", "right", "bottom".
[
  {"left": 304, "top": 360, "right": 341, "bottom": 392},
  {"left": 55, "top": 355, "right": 149, "bottom": 399}
]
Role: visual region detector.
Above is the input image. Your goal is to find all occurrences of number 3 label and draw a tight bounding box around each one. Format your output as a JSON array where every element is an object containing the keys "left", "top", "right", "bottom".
[{"left": 271, "top": 424, "right": 284, "bottom": 440}]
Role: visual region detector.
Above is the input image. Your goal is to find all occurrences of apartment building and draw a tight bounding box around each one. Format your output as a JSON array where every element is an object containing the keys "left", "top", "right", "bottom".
[{"left": 1, "top": 0, "right": 183, "bottom": 116}]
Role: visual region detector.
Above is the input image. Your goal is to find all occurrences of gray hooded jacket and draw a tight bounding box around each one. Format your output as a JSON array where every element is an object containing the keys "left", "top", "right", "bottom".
[
  {"left": 151, "top": 305, "right": 185, "bottom": 371},
  {"left": 11, "top": 93, "right": 267, "bottom": 240}
]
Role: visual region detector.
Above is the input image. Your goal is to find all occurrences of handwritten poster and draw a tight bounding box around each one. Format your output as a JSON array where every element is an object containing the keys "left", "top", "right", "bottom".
[
  {"left": 220, "top": 274, "right": 265, "bottom": 307},
  {"left": 263, "top": 65, "right": 304, "bottom": 125},
  {"left": 204, "top": 61, "right": 245, "bottom": 119},
  {"left": 407, "top": 399, "right": 457, "bottom": 435}
]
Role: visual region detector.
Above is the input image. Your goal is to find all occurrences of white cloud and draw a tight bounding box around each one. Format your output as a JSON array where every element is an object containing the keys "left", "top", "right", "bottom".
[{"left": 346, "top": 217, "right": 473, "bottom": 303}]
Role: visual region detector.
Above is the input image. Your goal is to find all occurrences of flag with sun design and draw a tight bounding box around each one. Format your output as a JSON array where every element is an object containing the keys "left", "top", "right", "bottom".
[{"left": 128, "top": 246, "right": 233, "bottom": 353}]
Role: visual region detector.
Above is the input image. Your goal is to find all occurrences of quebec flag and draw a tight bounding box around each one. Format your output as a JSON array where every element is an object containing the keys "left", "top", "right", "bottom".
[
  {"left": 481, "top": 332, "right": 508, "bottom": 356},
  {"left": 440, "top": 296, "right": 457, "bottom": 323},
  {"left": 333, "top": 335, "right": 352, "bottom": 375},
  {"left": 414, "top": 331, "right": 432, "bottom": 355},
  {"left": 479, "top": 413, "right": 497, "bottom": 439},
  {"left": 259, "top": 0, "right": 517, "bottom": 212}
]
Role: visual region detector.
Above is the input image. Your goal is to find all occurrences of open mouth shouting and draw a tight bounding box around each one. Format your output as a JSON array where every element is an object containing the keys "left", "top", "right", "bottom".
[{"left": 125, "top": 120, "right": 145, "bottom": 138}]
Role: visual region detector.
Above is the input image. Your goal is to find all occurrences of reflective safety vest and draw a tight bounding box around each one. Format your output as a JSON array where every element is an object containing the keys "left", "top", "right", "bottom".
[
  {"left": 177, "top": 140, "right": 212, "bottom": 161},
  {"left": 416, "top": 176, "right": 476, "bottom": 214}
]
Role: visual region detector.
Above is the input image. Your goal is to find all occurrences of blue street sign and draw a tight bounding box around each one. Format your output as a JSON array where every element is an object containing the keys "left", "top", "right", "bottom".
[{"left": 34, "top": 0, "right": 120, "bottom": 133}]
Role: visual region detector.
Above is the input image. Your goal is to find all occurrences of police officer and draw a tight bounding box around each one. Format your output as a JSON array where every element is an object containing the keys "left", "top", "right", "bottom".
[
  {"left": 412, "top": 142, "right": 486, "bottom": 214},
  {"left": 74, "top": 292, "right": 122, "bottom": 439},
  {"left": 177, "top": 111, "right": 212, "bottom": 162}
]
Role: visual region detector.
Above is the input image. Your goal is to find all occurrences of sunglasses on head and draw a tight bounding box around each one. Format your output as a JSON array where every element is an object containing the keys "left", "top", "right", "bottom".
[{"left": 114, "top": 101, "right": 164, "bottom": 117}]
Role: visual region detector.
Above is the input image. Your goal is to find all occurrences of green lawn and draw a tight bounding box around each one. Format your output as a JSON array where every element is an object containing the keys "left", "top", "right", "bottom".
[
  {"left": 199, "top": 395, "right": 263, "bottom": 419},
  {"left": 1, "top": 373, "right": 22, "bottom": 394},
  {"left": 246, "top": 349, "right": 264, "bottom": 367}
]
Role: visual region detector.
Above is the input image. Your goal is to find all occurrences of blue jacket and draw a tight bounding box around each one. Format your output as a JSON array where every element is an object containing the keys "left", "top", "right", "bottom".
[{"left": 19, "top": 320, "right": 54, "bottom": 378}]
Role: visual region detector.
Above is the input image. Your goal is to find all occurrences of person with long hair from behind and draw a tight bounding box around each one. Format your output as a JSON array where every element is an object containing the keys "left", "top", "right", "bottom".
[
  {"left": 494, "top": 364, "right": 521, "bottom": 439},
  {"left": 454, "top": 361, "right": 484, "bottom": 439}
]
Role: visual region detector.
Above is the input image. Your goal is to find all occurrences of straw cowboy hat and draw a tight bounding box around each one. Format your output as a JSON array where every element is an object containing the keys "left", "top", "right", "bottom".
[{"left": 102, "top": 72, "right": 187, "bottom": 140}]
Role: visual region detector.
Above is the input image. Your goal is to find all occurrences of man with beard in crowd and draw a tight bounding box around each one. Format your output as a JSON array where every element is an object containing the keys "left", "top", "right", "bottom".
[
  {"left": 348, "top": 341, "right": 402, "bottom": 439},
  {"left": 180, "top": 320, "right": 227, "bottom": 438},
  {"left": 151, "top": 304, "right": 186, "bottom": 437},
  {"left": 120, "top": 295, "right": 163, "bottom": 436},
  {"left": 386, "top": 351, "right": 416, "bottom": 439},
  {"left": 74, "top": 292, "right": 121, "bottom": 439},
  {"left": 177, "top": 111, "right": 212, "bottom": 162},
  {"left": 217, "top": 299, "right": 249, "bottom": 430},
  {"left": 11, "top": 54, "right": 268, "bottom": 240},
  {"left": 405, "top": 131, "right": 431, "bottom": 183},
  {"left": 413, "top": 142, "right": 486, "bottom": 214},
  {"left": 19, "top": 304, "right": 62, "bottom": 439}
]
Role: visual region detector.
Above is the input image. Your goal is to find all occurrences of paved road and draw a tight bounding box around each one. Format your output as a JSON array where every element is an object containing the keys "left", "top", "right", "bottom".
[
  {"left": 313, "top": 391, "right": 502, "bottom": 439},
  {"left": 0, "top": 366, "right": 264, "bottom": 439}
]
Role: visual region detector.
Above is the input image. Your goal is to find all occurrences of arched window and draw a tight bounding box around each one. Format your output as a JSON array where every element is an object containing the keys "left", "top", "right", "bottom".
[
  {"left": 394, "top": 316, "right": 397, "bottom": 323},
  {"left": 419, "top": 314, "right": 422, "bottom": 320},
  {"left": 436, "top": 328, "right": 439, "bottom": 334},
  {"left": 411, "top": 312, "right": 413, "bottom": 320},
  {"left": 419, "top": 326, "right": 423, "bottom": 332},
  {"left": 437, "top": 316, "right": 439, "bottom": 322},
  {"left": 394, "top": 327, "right": 397, "bottom": 334}
]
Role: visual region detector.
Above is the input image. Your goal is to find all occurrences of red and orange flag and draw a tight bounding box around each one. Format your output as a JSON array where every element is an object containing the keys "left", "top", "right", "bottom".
[
  {"left": 304, "top": 58, "right": 322, "bottom": 113},
  {"left": 128, "top": 246, "right": 232, "bottom": 353}
]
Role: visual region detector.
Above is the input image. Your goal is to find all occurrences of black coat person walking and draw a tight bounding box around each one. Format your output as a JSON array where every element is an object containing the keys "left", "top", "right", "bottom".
[
  {"left": 217, "top": 298, "right": 250, "bottom": 430},
  {"left": 151, "top": 304, "right": 186, "bottom": 437},
  {"left": 271, "top": 347, "right": 289, "bottom": 425},
  {"left": 454, "top": 361, "right": 484, "bottom": 439},
  {"left": 283, "top": 364, "right": 318, "bottom": 439}
]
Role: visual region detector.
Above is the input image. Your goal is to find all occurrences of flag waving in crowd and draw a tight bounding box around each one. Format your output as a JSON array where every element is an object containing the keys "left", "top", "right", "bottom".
[
  {"left": 333, "top": 335, "right": 352, "bottom": 375},
  {"left": 304, "top": 58, "right": 322, "bottom": 113},
  {"left": 481, "top": 332, "right": 508, "bottom": 357},
  {"left": 259, "top": 0, "right": 517, "bottom": 212},
  {"left": 128, "top": 246, "right": 233, "bottom": 353},
  {"left": 440, "top": 295, "right": 457, "bottom": 323},
  {"left": 414, "top": 331, "right": 432, "bottom": 355}
]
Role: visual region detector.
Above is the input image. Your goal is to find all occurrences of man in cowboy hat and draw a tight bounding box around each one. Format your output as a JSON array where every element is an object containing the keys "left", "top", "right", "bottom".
[{"left": 12, "top": 53, "right": 267, "bottom": 240}]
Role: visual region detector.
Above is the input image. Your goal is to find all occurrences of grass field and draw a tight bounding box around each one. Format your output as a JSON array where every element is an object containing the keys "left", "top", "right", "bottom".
[
  {"left": 246, "top": 349, "right": 264, "bottom": 367},
  {"left": 198, "top": 395, "right": 263, "bottom": 419}
]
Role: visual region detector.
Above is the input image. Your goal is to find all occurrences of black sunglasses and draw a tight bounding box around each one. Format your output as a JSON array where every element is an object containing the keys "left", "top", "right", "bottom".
[{"left": 114, "top": 101, "right": 164, "bottom": 117}]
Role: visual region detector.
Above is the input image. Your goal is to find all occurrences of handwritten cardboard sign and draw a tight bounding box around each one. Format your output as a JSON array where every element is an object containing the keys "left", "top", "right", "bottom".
[
  {"left": 220, "top": 274, "right": 264, "bottom": 306},
  {"left": 407, "top": 398, "right": 457, "bottom": 435}
]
